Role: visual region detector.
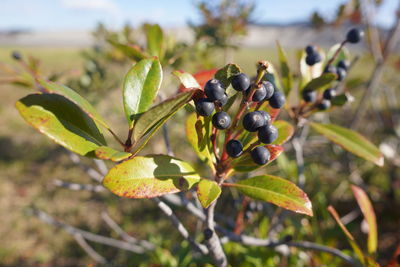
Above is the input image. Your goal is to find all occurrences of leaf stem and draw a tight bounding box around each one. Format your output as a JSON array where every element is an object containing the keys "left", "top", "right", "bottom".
[{"left": 326, "top": 40, "right": 347, "bottom": 67}]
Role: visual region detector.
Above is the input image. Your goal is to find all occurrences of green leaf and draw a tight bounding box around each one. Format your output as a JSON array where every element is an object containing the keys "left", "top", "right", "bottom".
[
  {"left": 38, "top": 79, "right": 110, "bottom": 130},
  {"left": 173, "top": 70, "right": 201, "bottom": 89},
  {"left": 108, "top": 39, "right": 148, "bottom": 61},
  {"left": 144, "top": 24, "right": 164, "bottom": 59},
  {"left": 276, "top": 41, "right": 293, "bottom": 96},
  {"left": 123, "top": 58, "right": 163, "bottom": 127},
  {"left": 272, "top": 120, "right": 294, "bottom": 145},
  {"left": 103, "top": 155, "right": 200, "bottom": 198},
  {"left": 231, "top": 145, "right": 283, "bottom": 173},
  {"left": 225, "top": 175, "right": 313, "bottom": 216},
  {"left": 331, "top": 93, "right": 354, "bottom": 106},
  {"left": 95, "top": 146, "right": 132, "bottom": 162},
  {"left": 327, "top": 205, "right": 366, "bottom": 264},
  {"left": 310, "top": 122, "right": 384, "bottom": 166},
  {"left": 351, "top": 185, "right": 378, "bottom": 255},
  {"left": 302, "top": 73, "right": 337, "bottom": 92},
  {"left": 131, "top": 90, "right": 195, "bottom": 154},
  {"left": 214, "top": 63, "right": 242, "bottom": 88},
  {"left": 16, "top": 94, "right": 105, "bottom": 156},
  {"left": 197, "top": 179, "right": 221, "bottom": 208},
  {"left": 185, "top": 113, "right": 215, "bottom": 171}
]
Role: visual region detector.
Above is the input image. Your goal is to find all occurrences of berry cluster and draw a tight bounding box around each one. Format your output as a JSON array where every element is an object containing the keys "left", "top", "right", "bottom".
[
  {"left": 302, "top": 28, "right": 364, "bottom": 111},
  {"left": 194, "top": 69, "right": 286, "bottom": 166}
]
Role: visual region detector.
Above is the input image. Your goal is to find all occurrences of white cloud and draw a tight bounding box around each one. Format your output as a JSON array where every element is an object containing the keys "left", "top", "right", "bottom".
[{"left": 61, "top": 0, "right": 118, "bottom": 12}]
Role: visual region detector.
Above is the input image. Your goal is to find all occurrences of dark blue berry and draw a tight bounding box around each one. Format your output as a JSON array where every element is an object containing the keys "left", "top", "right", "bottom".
[
  {"left": 346, "top": 28, "right": 364, "bottom": 44},
  {"left": 231, "top": 73, "right": 250, "bottom": 91},
  {"left": 250, "top": 146, "right": 270, "bottom": 165},
  {"left": 226, "top": 139, "right": 243, "bottom": 158},
  {"left": 269, "top": 91, "right": 285, "bottom": 109},
  {"left": 258, "top": 125, "right": 278, "bottom": 144},
  {"left": 305, "top": 45, "right": 317, "bottom": 55},
  {"left": 336, "top": 67, "right": 347, "bottom": 81},
  {"left": 251, "top": 85, "right": 267, "bottom": 102},
  {"left": 305, "top": 52, "right": 321, "bottom": 66},
  {"left": 324, "top": 65, "right": 337, "bottom": 74},
  {"left": 11, "top": 51, "right": 22, "bottom": 61},
  {"left": 243, "top": 111, "right": 266, "bottom": 132},
  {"left": 318, "top": 99, "right": 331, "bottom": 110},
  {"left": 323, "top": 88, "right": 336, "bottom": 100},
  {"left": 302, "top": 89, "right": 317, "bottom": 102},
  {"left": 262, "top": 81, "right": 275, "bottom": 100},
  {"left": 256, "top": 110, "right": 271, "bottom": 126},
  {"left": 195, "top": 98, "right": 214, "bottom": 116},
  {"left": 212, "top": 111, "right": 231, "bottom": 130},
  {"left": 218, "top": 93, "right": 228, "bottom": 106},
  {"left": 337, "top": 60, "right": 350, "bottom": 70},
  {"left": 205, "top": 79, "right": 225, "bottom": 101}
]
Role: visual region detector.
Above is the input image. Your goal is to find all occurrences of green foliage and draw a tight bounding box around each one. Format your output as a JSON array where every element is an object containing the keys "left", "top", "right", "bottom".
[
  {"left": 276, "top": 41, "right": 293, "bottom": 96},
  {"left": 197, "top": 179, "right": 221, "bottom": 208},
  {"left": 214, "top": 63, "right": 242, "bottom": 88}
]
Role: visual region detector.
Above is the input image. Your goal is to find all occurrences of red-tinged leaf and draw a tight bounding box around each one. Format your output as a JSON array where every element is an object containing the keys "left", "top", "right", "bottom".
[
  {"left": 327, "top": 205, "right": 366, "bottom": 264},
  {"left": 272, "top": 120, "right": 294, "bottom": 145},
  {"left": 231, "top": 145, "right": 283, "bottom": 173},
  {"left": 103, "top": 155, "right": 201, "bottom": 198},
  {"left": 310, "top": 122, "right": 384, "bottom": 166},
  {"left": 224, "top": 175, "right": 313, "bottom": 216},
  {"left": 387, "top": 245, "right": 400, "bottom": 267},
  {"left": 95, "top": 146, "right": 132, "bottom": 162},
  {"left": 173, "top": 70, "right": 201, "bottom": 90},
  {"left": 197, "top": 179, "right": 221, "bottom": 208},
  {"left": 351, "top": 185, "right": 378, "bottom": 255}
]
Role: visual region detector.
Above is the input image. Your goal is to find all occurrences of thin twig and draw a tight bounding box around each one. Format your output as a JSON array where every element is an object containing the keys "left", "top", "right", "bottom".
[
  {"left": 93, "top": 159, "right": 108, "bottom": 176},
  {"left": 53, "top": 179, "right": 106, "bottom": 192},
  {"left": 152, "top": 198, "right": 209, "bottom": 255},
  {"left": 30, "top": 208, "right": 147, "bottom": 253},
  {"left": 67, "top": 152, "right": 103, "bottom": 182},
  {"left": 162, "top": 123, "right": 174, "bottom": 156},
  {"left": 73, "top": 233, "right": 108, "bottom": 264}
]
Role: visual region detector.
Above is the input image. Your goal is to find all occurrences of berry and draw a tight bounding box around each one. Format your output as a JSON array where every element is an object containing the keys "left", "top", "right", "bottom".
[
  {"left": 218, "top": 93, "right": 228, "bottom": 106},
  {"left": 250, "top": 146, "right": 270, "bottom": 165},
  {"left": 258, "top": 125, "right": 278, "bottom": 144},
  {"left": 305, "top": 45, "right": 317, "bottom": 55},
  {"left": 302, "top": 89, "right": 317, "bottom": 102},
  {"left": 337, "top": 60, "right": 350, "bottom": 70},
  {"left": 212, "top": 111, "right": 231, "bottom": 130},
  {"left": 251, "top": 85, "right": 267, "bottom": 102},
  {"left": 324, "top": 65, "right": 337, "bottom": 74},
  {"left": 205, "top": 79, "right": 225, "bottom": 101},
  {"left": 305, "top": 52, "right": 321, "bottom": 66},
  {"left": 317, "top": 99, "right": 331, "bottom": 110},
  {"left": 243, "top": 111, "right": 266, "bottom": 132},
  {"left": 336, "top": 67, "right": 347, "bottom": 81},
  {"left": 262, "top": 81, "right": 275, "bottom": 100},
  {"left": 256, "top": 110, "right": 271, "bottom": 126},
  {"left": 226, "top": 139, "right": 243, "bottom": 158},
  {"left": 195, "top": 98, "right": 214, "bottom": 116},
  {"left": 346, "top": 28, "right": 364, "bottom": 44},
  {"left": 11, "top": 51, "right": 22, "bottom": 61},
  {"left": 323, "top": 88, "right": 336, "bottom": 100},
  {"left": 204, "top": 228, "right": 213, "bottom": 240},
  {"left": 269, "top": 91, "right": 286, "bottom": 109},
  {"left": 231, "top": 73, "right": 250, "bottom": 91}
]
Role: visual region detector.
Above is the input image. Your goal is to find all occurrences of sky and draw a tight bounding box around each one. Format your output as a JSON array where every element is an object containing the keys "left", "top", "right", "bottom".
[{"left": 0, "top": 0, "right": 398, "bottom": 31}]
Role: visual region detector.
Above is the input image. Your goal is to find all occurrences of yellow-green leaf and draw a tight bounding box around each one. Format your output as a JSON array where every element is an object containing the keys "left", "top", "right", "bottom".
[
  {"left": 302, "top": 73, "right": 337, "bottom": 92},
  {"left": 123, "top": 58, "right": 162, "bottom": 127},
  {"left": 185, "top": 113, "right": 215, "bottom": 171},
  {"left": 351, "top": 185, "right": 378, "bottom": 255},
  {"left": 225, "top": 175, "right": 313, "bottom": 216},
  {"left": 310, "top": 122, "right": 384, "bottom": 166},
  {"left": 16, "top": 94, "right": 105, "bottom": 156},
  {"left": 215, "top": 63, "right": 242, "bottom": 88},
  {"left": 103, "top": 155, "right": 200, "bottom": 198},
  {"left": 173, "top": 70, "right": 201, "bottom": 89},
  {"left": 144, "top": 24, "right": 164, "bottom": 59},
  {"left": 276, "top": 41, "right": 293, "bottom": 96},
  {"left": 197, "top": 179, "right": 221, "bottom": 208},
  {"left": 95, "top": 146, "right": 132, "bottom": 162}
]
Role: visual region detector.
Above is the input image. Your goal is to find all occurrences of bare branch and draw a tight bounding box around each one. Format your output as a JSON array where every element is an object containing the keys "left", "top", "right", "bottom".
[
  {"left": 101, "top": 211, "right": 155, "bottom": 251},
  {"left": 67, "top": 152, "right": 103, "bottom": 182},
  {"left": 152, "top": 197, "right": 209, "bottom": 255},
  {"left": 52, "top": 179, "right": 106, "bottom": 192},
  {"left": 93, "top": 159, "right": 108, "bottom": 176},
  {"left": 30, "top": 208, "right": 146, "bottom": 254},
  {"left": 73, "top": 233, "right": 108, "bottom": 264}
]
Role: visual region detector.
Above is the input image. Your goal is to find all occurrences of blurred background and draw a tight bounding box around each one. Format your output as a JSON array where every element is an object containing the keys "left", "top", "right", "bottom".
[{"left": 0, "top": 0, "right": 399, "bottom": 266}]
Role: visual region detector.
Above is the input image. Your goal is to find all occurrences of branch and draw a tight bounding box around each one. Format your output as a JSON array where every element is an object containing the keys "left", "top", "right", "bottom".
[
  {"left": 30, "top": 208, "right": 147, "bottom": 254},
  {"left": 73, "top": 233, "right": 108, "bottom": 264},
  {"left": 204, "top": 201, "right": 228, "bottom": 267},
  {"left": 101, "top": 211, "right": 155, "bottom": 251},
  {"left": 67, "top": 152, "right": 103, "bottom": 182},
  {"left": 152, "top": 197, "right": 209, "bottom": 255},
  {"left": 52, "top": 179, "right": 106, "bottom": 192}
]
